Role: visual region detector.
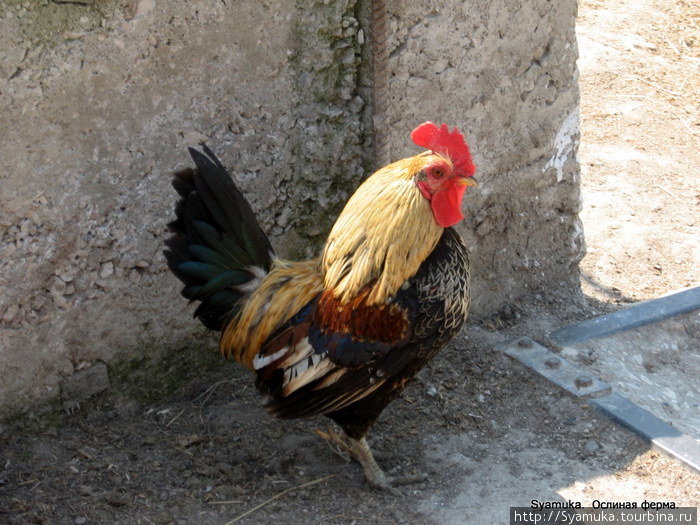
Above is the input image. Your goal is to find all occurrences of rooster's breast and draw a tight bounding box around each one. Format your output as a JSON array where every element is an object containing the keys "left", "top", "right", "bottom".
[{"left": 395, "top": 226, "right": 471, "bottom": 357}]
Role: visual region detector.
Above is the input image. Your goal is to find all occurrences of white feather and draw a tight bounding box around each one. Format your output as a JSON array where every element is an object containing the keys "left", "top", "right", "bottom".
[
  {"left": 278, "top": 339, "right": 313, "bottom": 368},
  {"left": 252, "top": 347, "right": 288, "bottom": 370},
  {"left": 283, "top": 356, "right": 335, "bottom": 396},
  {"left": 235, "top": 265, "right": 268, "bottom": 295}
]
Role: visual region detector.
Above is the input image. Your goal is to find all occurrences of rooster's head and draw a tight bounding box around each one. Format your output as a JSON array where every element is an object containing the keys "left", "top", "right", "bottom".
[{"left": 410, "top": 122, "right": 477, "bottom": 228}]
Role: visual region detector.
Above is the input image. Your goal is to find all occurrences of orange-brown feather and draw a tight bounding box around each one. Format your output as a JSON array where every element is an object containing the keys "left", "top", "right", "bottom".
[
  {"left": 220, "top": 258, "right": 323, "bottom": 369},
  {"left": 314, "top": 288, "right": 409, "bottom": 343}
]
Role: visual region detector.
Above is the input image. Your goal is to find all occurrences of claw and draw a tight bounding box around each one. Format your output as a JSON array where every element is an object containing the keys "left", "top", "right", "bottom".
[
  {"left": 315, "top": 427, "right": 352, "bottom": 459},
  {"left": 316, "top": 428, "right": 428, "bottom": 493},
  {"left": 387, "top": 472, "right": 429, "bottom": 486}
]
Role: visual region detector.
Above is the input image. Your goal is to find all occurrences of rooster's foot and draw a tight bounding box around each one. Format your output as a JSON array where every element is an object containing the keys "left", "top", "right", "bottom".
[{"left": 316, "top": 428, "right": 427, "bottom": 493}]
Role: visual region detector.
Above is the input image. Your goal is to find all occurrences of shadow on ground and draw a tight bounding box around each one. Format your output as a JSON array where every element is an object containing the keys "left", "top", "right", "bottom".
[{"left": 1, "top": 299, "right": 697, "bottom": 524}]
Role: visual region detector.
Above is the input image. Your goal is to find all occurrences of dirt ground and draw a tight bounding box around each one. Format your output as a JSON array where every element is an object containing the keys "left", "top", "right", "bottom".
[
  {"left": 1, "top": 0, "right": 699, "bottom": 523},
  {"left": 577, "top": 0, "right": 699, "bottom": 304}
]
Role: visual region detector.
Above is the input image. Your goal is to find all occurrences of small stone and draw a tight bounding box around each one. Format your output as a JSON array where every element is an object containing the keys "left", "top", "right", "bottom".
[
  {"left": 215, "top": 484, "right": 247, "bottom": 498},
  {"left": 51, "top": 276, "right": 67, "bottom": 296},
  {"left": 135, "top": 259, "right": 150, "bottom": 268},
  {"left": 29, "top": 294, "right": 46, "bottom": 310},
  {"left": 2, "top": 304, "right": 20, "bottom": 323},
  {"left": 78, "top": 485, "right": 94, "bottom": 496},
  {"left": 152, "top": 511, "right": 174, "bottom": 524},
  {"left": 339, "top": 86, "right": 354, "bottom": 101},
  {"left": 215, "top": 462, "right": 235, "bottom": 477},
  {"left": 348, "top": 95, "right": 364, "bottom": 113},
  {"left": 104, "top": 492, "right": 128, "bottom": 507},
  {"left": 585, "top": 440, "right": 600, "bottom": 453},
  {"left": 128, "top": 269, "right": 141, "bottom": 284},
  {"left": 126, "top": 0, "right": 156, "bottom": 20},
  {"left": 433, "top": 58, "right": 449, "bottom": 74},
  {"left": 178, "top": 434, "right": 204, "bottom": 448},
  {"left": 63, "top": 31, "right": 85, "bottom": 41},
  {"left": 57, "top": 268, "right": 76, "bottom": 282},
  {"left": 99, "top": 261, "right": 114, "bottom": 279},
  {"left": 560, "top": 347, "right": 579, "bottom": 359},
  {"left": 75, "top": 518, "right": 87, "bottom": 525}
]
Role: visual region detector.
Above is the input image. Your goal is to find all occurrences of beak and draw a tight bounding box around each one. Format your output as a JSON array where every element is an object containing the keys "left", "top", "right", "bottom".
[{"left": 456, "top": 177, "right": 478, "bottom": 188}]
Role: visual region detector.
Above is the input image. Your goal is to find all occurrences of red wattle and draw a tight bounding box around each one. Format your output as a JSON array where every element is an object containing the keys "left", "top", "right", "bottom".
[{"left": 430, "top": 183, "right": 466, "bottom": 227}]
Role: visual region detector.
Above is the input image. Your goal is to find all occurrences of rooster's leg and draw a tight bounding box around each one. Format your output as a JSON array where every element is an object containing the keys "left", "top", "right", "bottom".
[{"left": 317, "top": 428, "right": 427, "bottom": 492}]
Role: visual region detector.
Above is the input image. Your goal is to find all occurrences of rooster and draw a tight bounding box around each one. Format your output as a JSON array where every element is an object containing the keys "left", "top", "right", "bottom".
[{"left": 165, "top": 122, "right": 477, "bottom": 490}]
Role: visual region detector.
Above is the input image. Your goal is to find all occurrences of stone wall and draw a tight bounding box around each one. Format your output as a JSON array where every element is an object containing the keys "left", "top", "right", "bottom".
[{"left": 0, "top": 0, "right": 583, "bottom": 422}]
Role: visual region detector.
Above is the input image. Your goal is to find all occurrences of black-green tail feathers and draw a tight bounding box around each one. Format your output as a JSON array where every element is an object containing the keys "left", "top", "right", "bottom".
[{"left": 164, "top": 145, "right": 273, "bottom": 331}]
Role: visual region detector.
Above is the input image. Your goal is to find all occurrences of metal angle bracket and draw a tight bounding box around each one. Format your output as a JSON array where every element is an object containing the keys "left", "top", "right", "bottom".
[
  {"left": 550, "top": 286, "right": 700, "bottom": 346},
  {"left": 497, "top": 336, "right": 700, "bottom": 473},
  {"left": 497, "top": 337, "right": 612, "bottom": 399},
  {"left": 590, "top": 393, "right": 700, "bottom": 472}
]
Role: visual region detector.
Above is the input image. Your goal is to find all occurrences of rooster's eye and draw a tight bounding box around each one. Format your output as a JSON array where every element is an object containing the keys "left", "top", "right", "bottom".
[{"left": 432, "top": 168, "right": 444, "bottom": 178}]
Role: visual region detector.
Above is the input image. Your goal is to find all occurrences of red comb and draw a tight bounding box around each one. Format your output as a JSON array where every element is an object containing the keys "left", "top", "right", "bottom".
[{"left": 410, "top": 122, "right": 475, "bottom": 177}]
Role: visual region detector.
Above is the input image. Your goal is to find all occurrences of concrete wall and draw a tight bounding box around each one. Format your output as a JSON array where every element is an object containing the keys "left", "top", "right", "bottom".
[
  {"left": 0, "top": 0, "right": 583, "bottom": 422},
  {"left": 387, "top": 0, "right": 584, "bottom": 314}
]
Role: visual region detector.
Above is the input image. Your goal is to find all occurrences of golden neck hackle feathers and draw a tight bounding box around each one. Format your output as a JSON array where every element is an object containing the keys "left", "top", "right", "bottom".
[
  {"left": 221, "top": 154, "right": 449, "bottom": 368},
  {"left": 321, "top": 154, "right": 446, "bottom": 305}
]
